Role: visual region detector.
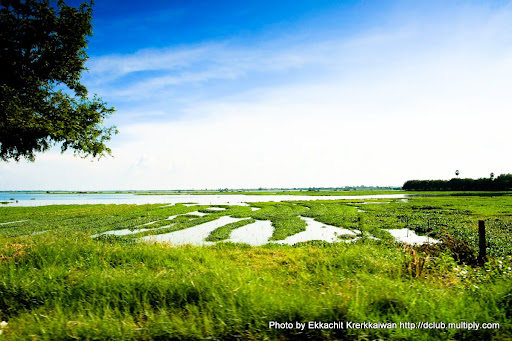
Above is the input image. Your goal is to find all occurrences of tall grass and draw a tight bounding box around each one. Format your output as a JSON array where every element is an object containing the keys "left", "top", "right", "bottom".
[
  {"left": 1, "top": 195, "right": 512, "bottom": 339},
  {"left": 0, "top": 236, "right": 511, "bottom": 340}
]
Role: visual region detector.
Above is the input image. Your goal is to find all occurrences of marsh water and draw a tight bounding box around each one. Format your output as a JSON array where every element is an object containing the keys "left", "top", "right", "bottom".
[
  {"left": 0, "top": 192, "right": 408, "bottom": 206},
  {"left": 3, "top": 192, "right": 439, "bottom": 245},
  {"left": 384, "top": 228, "right": 438, "bottom": 245},
  {"left": 140, "top": 216, "right": 248, "bottom": 245},
  {"left": 91, "top": 211, "right": 437, "bottom": 246},
  {"left": 136, "top": 216, "right": 364, "bottom": 246}
]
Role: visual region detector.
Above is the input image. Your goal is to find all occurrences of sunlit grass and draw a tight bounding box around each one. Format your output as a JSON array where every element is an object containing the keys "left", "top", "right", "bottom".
[{"left": 1, "top": 194, "right": 512, "bottom": 339}]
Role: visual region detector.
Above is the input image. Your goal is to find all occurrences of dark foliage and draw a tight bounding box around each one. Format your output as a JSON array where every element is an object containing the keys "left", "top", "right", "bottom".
[
  {"left": 416, "top": 231, "right": 478, "bottom": 265},
  {"left": 0, "top": 0, "right": 116, "bottom": 161},
  {"left": 403, "top": 174, "right": 512, "bottom": 191}
]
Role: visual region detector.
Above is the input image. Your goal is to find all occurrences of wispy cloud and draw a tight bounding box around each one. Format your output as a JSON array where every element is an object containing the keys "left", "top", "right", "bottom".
[
  {"left": 86, "top": 45, "right": 213, "bottom": 81},
  {"left": 85, "top": 41, "right": 309, "bottom": 94}
]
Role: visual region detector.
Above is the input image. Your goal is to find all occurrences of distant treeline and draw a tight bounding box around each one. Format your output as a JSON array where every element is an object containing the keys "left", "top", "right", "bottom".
[{"left": 403, "top": 174, "right": 512, "bottom": 191}]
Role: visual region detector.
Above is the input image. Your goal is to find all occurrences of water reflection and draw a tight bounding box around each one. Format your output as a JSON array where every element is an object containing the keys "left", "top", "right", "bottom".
[
  {"left": 384, "top": 228, "right": 438, "bottom": 245},
  {"left": 225, "top": 220, "right": 274, "bottom": 246},
  {"left": 275, "top": 217, "right": 360, "bottom": 245},
  {"left": 140, "top": 216, "right": 248, "bottom": 245},
  {"left": 1, "top": 192, "right": 408, "bottom": 207}
]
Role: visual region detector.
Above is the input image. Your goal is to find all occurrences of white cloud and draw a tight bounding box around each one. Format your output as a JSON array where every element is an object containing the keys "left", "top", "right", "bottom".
[{"left": 86, "top": 45, "right": 212, "bottom": 80}]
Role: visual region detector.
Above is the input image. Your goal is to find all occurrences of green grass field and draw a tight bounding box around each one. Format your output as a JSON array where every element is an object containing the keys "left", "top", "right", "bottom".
[{"left": 1, "top": 193, "right": 512, "bottom": 340}]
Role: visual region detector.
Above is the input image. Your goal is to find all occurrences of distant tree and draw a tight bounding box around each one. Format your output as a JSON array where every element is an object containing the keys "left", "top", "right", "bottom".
[
  {"left": 403, "top": 173, "right": 512, "bottom": 191},
  {"left": 0, "top": 0, "right": 116, "bottom": 162},
  {"left": 495, "top": 174, "right": 512, "bottom": 190}
]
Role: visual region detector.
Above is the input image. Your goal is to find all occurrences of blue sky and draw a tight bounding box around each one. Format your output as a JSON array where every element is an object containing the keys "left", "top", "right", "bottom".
[
  {"left": 89, "top": 1, "right": 367, "bottom": 52},
  {"left": 2, "top": 0, "right": 512, "bottom": 190}
]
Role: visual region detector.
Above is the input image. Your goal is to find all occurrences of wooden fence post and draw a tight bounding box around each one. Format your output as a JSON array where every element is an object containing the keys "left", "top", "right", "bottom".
[{"left": 478, "top": 220, "right": 487, "bottom": 263}]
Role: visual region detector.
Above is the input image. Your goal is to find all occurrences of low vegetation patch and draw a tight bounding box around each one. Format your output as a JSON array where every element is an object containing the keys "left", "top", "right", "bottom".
[{"left": 205, "top": 218, "right": 256, "bottom": 241}]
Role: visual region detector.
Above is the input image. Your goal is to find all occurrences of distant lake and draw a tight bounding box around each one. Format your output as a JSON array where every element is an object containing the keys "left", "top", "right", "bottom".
[{"left": 0, "top": 192, "right": 408, "bottom": 207}]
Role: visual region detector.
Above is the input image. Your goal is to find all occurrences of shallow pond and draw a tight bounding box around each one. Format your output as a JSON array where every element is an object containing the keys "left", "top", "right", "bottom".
[
  {"left": 92, "top": 228, "right": 152, "bottom": 238},
  {"left": 140, "top": 216, "right": 248, "bottom": 245},
  {"left": 139, "top": 216, "right": 363, "bottom": 246},
  {"left": 0, "top": 192, "right": 407, "bottom": 206},
  {"left": 94, "top": 210, "right": 434, "bottom": 246},
  {"left": 185, "top": 211, "right": 208, "bottom": 217},
  {"left": 225, "top": 220, "right": 274, "bottom": 246},
  {"left": 275, "top": 217, "right": 360, "bottom": 245},
  {"left": 384, "top": 228, "right": 438, "bottom": 245}
]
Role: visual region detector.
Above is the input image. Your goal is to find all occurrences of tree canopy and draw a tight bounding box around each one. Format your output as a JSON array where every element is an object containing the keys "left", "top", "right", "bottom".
[
  {"left": 402, "top": 174, "right": 512, "bottom": 191},
  {"left": 0, "top": 0, "right": 116, "bottom": 161}
]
